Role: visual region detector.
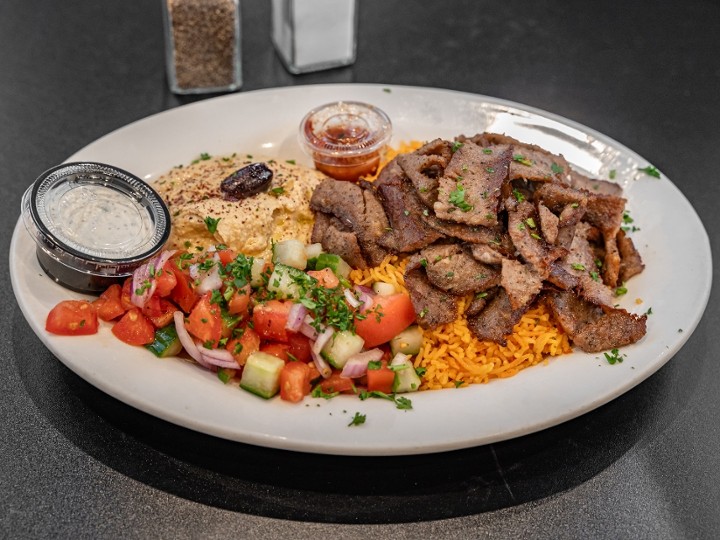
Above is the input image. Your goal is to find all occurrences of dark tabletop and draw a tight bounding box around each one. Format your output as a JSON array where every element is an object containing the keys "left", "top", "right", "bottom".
[{"left": 1, "top": 0, "right": 718, "bottom": 538}]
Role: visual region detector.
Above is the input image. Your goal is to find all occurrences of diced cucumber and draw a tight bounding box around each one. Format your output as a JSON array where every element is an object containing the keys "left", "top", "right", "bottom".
[
  {"left": 390, "top": 325, "right": 423, "bottom": 356},
  {"left": 372, "top": 281, "right": 396, "bottom": 296},
  {"left": 315, "top": 253, "right": 351, "bottom": 280},
  {"left": 391, "top": 353, "right": 422, "bottom": 393},
  {"left": 273, "top": 239, "right": 307, "bottom": 270},
  {"left": 145, "top": 325, "right": 182, "bottom": 358},
  {"left": 250, "top": 257, "right": 267, "bottom": 288},
  {"left": 321, "top": 330, "right": 365, "bottom": 369},
  {"left": 267, "top": 263, "right": 306, "bottom": 300},
  {"left": 239, "top": 352, "right": 285, "bottom": 399}
]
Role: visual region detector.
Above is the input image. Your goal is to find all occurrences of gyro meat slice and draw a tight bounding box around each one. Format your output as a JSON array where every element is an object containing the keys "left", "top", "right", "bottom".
[
  {"left": 396, "top": 138, "right": 452, "bottom": 207},
  {"left": 434, "top": 143, "right": 512, "bottom": 227},
  {"left": 459, "top": 132, "right": 571, "bottom": 183},
  {"left": 421, "top": 243, "right": 500, "bottom": 296},
  {"left": 373, "top": 158, "right": 444, "bottom": 252},
  {"left": 507, "top": 199, "right": 566, "bottom": 279},
  {"left": 311, "top": 212, "right": 367, "bottom": 269},
  {"left": 546, "top": 290, "right": 647, "bottom": 353},
  {"left": 466, "top": 287, "right": 533, "bottom": 346},
  {"left": 310, "top": 178, "right": 390, "bottom": 266},
  {"left": 404, "top": 254, "right": 460, "bottom": 329},
  {"left": 569, "top": 169, "right": 624, "bottom": 197},
  {"left": 537, "top": 202, "right": 560, "bottom": 245},
  {"left": 617, "top": 229, "right": 645, "bottom": 282},
  {"left": 501, "top": 258, "right": 543, "bottom": 310}
]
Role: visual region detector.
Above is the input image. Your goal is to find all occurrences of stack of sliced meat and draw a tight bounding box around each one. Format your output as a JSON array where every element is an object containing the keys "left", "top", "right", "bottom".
[{"left": 310, "top": 132, "right": 647, "bottom": 353}]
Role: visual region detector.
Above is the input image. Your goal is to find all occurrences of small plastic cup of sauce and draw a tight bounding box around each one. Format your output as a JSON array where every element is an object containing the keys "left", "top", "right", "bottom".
[
  {"left": 299, "top": 101, "right": 392, "bottom": 182},
  {"left": 21, "top": 162, "right": 171, "bottom": 294}
]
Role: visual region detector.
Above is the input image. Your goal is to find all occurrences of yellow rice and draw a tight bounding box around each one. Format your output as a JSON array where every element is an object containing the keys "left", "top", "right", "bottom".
[{"left": 350, "top": 255, "right": 573, "bottom": 391}]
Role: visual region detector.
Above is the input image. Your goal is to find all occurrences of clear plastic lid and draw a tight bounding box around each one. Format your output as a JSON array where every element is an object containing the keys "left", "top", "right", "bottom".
[
  {"left": 299, "top": 101, "right": 392, "bottom": 164},
  {"left": 21, "top": 162, "right": 170, "bottom": 278}
]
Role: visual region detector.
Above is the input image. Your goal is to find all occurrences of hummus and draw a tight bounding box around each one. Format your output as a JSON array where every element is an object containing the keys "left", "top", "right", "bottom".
[{"left": 153, "top": 154, "right": 326, "bottom": 258}]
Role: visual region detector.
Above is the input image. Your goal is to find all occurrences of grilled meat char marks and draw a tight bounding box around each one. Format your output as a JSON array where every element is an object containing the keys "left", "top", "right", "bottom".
[
  {"left": 373, "top": 158, "right": 445, "bottom": 252},
  {"left": 310, "top": 178, "right": 390, "bottom": 268},
  {"left": 546, "top": 291, "right": 647, "bottom": 353},
  {"left": 404, "top": 254, "right": 460, "bottom": 329},
  {"left": 434, "top": 143, "right": 513, "bottom": 227},
  {"left": 310, "top": 132, "right": 646, "bottom": 353}
]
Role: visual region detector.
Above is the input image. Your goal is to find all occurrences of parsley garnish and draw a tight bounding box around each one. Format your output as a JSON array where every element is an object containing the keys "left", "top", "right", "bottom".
[
  {"left": 512, "top": 188, "right": 525, "bottom": 202},
  {"left": 204, "top": 216, "right": 221, "bottom": 234},
  {"left": 270, "top": 186, "right": 285, "bottom": 196},
  {"left": 604, "top": 348, "right": 625, "bottom": 365},
  {"left": 513, "top": 154, "right": 533, "bottom": 166},
  {"left": 348, "top": 412, "right": 366, "bottom": 426},
  {"left": 638, "top": 165, "right": 660, "bottom": 178},
  {"left": 451, "top": 141, "right": 464, "bottom": 153},
  {"left": 551, "top": 162, "right": 564, "bottom": 174},
  {"left": 449, "top": 182, "right": 473, "bottom": 212}
]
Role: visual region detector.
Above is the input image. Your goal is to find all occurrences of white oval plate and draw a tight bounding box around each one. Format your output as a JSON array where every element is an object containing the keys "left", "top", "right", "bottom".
[{"left": 10, "top": 84, "right": 712, "bottom": 455}]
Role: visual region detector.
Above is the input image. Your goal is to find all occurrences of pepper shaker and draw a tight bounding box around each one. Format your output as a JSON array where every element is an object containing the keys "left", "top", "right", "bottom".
[
  {"left": 161, "top": 0, "right": 242, "bottom": 94},
  {"left": 271, "top": 0, "right": 358, "bottom": 74}
]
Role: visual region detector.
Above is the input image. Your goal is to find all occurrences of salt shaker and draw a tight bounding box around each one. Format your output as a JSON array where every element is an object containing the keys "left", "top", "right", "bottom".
[
  {"left": 271, "top": 0, "right": 358, "bottom": 74},
  {"left": 161, "top": 0, "right": 242, "bottom": 94}
]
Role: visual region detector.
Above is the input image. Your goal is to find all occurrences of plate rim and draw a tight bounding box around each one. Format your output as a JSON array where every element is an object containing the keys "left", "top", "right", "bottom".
[{"left": 10, "top": 83, "right": 714, "bottom": 455}]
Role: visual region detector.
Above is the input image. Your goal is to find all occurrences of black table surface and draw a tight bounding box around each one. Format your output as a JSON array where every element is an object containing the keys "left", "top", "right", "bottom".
[{"left": 2, "top": 0, "right": 718, "bottom": 537}]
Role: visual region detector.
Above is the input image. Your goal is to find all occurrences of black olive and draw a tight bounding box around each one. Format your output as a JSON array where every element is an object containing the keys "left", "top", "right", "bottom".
[{"left": 221, "top": 162, "right": 273, "bottom": 200}]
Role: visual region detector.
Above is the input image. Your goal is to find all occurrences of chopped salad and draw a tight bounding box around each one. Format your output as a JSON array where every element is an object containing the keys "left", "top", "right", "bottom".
[{"left": 45, "top": 239, "right": 425, "bottom": 405}]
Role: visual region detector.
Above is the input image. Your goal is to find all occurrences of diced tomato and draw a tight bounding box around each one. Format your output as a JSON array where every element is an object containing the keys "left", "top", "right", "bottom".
[
  {"left": 261, "top": 342, "right": 290, "bottom": 362},
  {"left": 93, "top": 284, "right": 126, "bottom": 321},
  {"left": 252, "top": 299, "right": 292, "bottom": 342},
  {"left": 111, "top": 308, "right": 155, "bottom": 345},
  {"left": 287, "top": 332, "right": 312, "bottom": 362},
  {"left": 366, "top": 360, "right": 395, "bottom": 394},
  {"left": 185, "top": 292, "right": 222, "bottom": 345},
  {"left": 279, "top": 361, "right": 312, "bottom": 402},
  {"left": 319, "top": 373, "right": 357, "bottom": 394},
  {"left": 154, "top": 263, "right": 178, "bottom": 297},
  {"left": 167, "top": 262, "right": 197, "bottom": 313},
  {"left": 142, "top": 296, "right": 177, "bottom": 328},
  {"left": 46, "top": 300, "right": 99, "bottom": 336},
  {"left": 225, "top": 326, "right": 260, "bottom": 367},
  {"left": 307, "top": 268, "right": 340, "bottom": 288},
  {"left": 226, "top": 284, "right": 251, "bottom": 318},
  {"left": 120, "top": 277, "right": 135, "bottom": 311},
  {"left": 217, "top": 248, "right": 237, "bottom": 266},
  {"left": 354, "top": 293, "right": 416, "bottom": 348}
]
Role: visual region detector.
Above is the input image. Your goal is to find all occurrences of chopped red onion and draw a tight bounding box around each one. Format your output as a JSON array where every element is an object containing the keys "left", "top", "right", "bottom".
[
  {"left": 340, "top": 348, "right": 384, "bottom": 378},
  {"left": 312, "top": 325, "right": 334, "bottom": 355},
  {"left": 311, "top": 350, "right": 332, "bottom": 379},
  {"left": 285, "top": 303, "right": 308, "bottom": 332},
  {"left": 131, "top": 263, "right": 154, "bottom": 308},
  {"left": 199, "top": 352, "right": 238, "bottom": 369},
  {"left": 353, "top": 286, "right": 375, "bottom": 312},
  {"left": 173, "top": 311, "right": 211, "bottom": 369},
  {"left": 300, "top": 315, "right": 319, "bottom": 340},
  {"left": 196, "top": 254, "right": 222, "bottom": 294},
  {"left": 343, "top": 288, "right": 362, "bottom": 308}
]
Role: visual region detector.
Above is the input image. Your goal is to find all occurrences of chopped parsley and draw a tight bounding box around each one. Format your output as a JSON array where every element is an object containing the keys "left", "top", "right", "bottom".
[
  {"left": 512, "top": 188, "right": 526, "bottom": 202},
  {"left": 204, "top": 216, "right": 221, "bottom": 234},
  {"left": 571, "top": 263, "right": 586, "bottom": 271},
  {"left": 451, "top": 141, "right": 464, "bottom": 153},
  {"left": 348, "top": 412, "right": 366, "bottom": 426},
  {"left": 449, "top": 182, "right": 473, "bottom": 212},
  {"left": 270, "top": 186, "right": 285, "bottom": 197},
  {"left": 603, "top": 348, "right": 625, "bottom": 365},
  {"left": 615, "top": 284, "right": 628, "bottom": 296},
  {"left": 638, "top": 165, "right": 660, "bottom": 178},
  {"left": 513, "top": 154, "right": 533, "bottom": 166},
  {"left": 609, "top": 169, "right": 617, "bottom": 180},
  {"left": 551, "top": 162, "right": 564, "bottom": 175}
]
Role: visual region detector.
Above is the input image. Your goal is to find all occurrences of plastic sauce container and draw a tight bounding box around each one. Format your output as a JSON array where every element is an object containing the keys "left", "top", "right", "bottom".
[
  {"left": 299, "top": 101, "right": 392, "bottom": 182},
  {"left": 21, "top": 162, "right": 171, "bottom": 293}
]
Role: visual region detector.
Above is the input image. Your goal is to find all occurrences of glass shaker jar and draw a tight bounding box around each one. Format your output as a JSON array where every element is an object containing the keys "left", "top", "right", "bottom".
[
  {"left": 271, "top": 0, "right": 358, "bottom": 74},
  {"left": 161, "top": 0, "right": 242, "bottom": 94}
]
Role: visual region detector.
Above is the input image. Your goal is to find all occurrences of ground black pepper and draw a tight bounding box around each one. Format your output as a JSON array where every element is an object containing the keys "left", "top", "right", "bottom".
[{"left": 163, "top": 0, "right": 241, "bottom": 93}]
